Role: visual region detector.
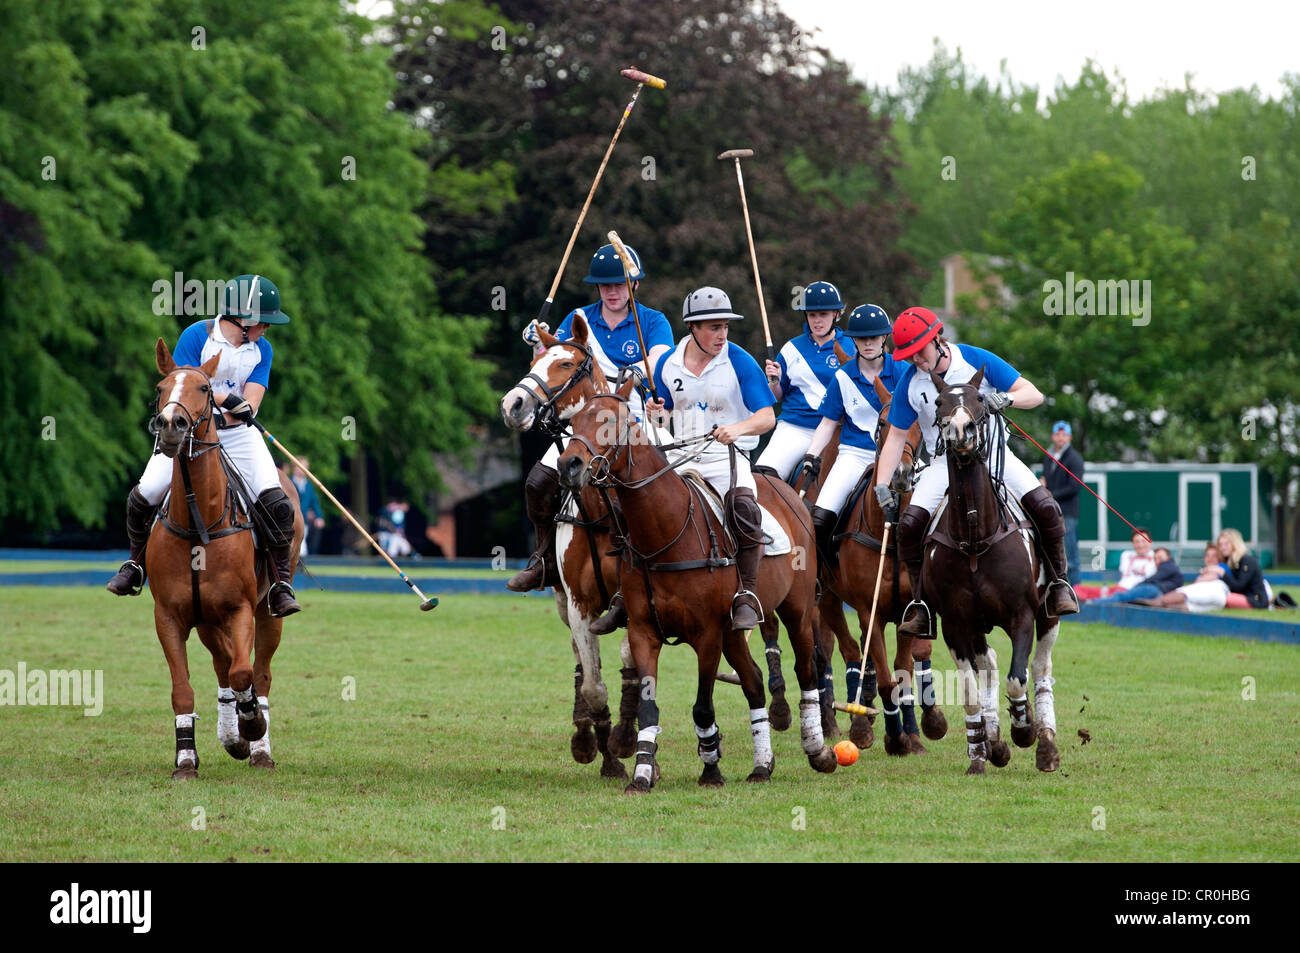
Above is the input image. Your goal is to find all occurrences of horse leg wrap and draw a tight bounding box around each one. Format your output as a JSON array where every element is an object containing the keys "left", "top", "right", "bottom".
[
  {"left": 695, "top": 723, "right": 722, "bottom": 765},
  {"left": 965, "top": 714, "right": 987, "bottom": 763},
  {"left": 217, "top": 688, "right": 239, "bottom": 746},
  {"left": 1034, "top": 677, "right": 1057, "bottom": 733},
  {"left": 750, "top": 708, "right": 773, "bottom": 768},
  {"left": 900, "top": 691, "right": 919, "bottom": 735},
  {"left": 618, "top": 667, "right": 639, "bottom": 725},
  {"left": 981, "top": 679, "right": 999, "bottom": 734},
  {"left": 764, "top": 640, "right": 784, "bottom": 693},
  {"left": 235, "top": 686, "right": 259, "bottom": 723},
  {"left": 633, "top": 726, "right": 661, "bottom": 785},
  {"left": 845, "top": 666, "right": 861, "bottom": 708},
  {"left": 819, "top": 661, "right": 835, "bottom": 706},
  {"left": 914, "top": 658, "right": 934, "bottom": 710},
  {"left": 861, "top": 658, "right": 877, "bottom": 704},
  {"left": 799, "top": 690, "right": 824, "bottom": 754},
  {"left": 883, "top": 703, "right": 902, "bottom": 737},
  {"left": 175, "top": 713, "right": 198, "bottom": 769},
  {"left": 572, "top": 664, "right": 592, "bottom": 726},
  {"left": 1008, "top": 693, "right": 1030, "bottom": 729},
  {"left": 249, "top": 697, "right": 271, "bottom": 757}
]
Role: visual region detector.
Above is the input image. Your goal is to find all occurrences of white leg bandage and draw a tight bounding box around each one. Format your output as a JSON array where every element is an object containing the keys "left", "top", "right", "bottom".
[
  {"left": 1035, "top": 676, "right": 1057, "bottom": 733},
  {"left": 1008, "top": 692, "right": 1030, "bottom": 728},
  {"left": 634, "top": 725, "right": 662, "bottom": 784},
  {"left": 249, "top": 696, "right": 271, "bottom": 757},
  {"left": 965, "top": 713, "right": 986, "bottom": 762},
  {"left": 750, "top": 708, "right": 773, "bottom": 768},
  {"left": 799, "top": 689, "right": 824, "bottom": 754},
  {"left": 217, "top": 688, "right": 239, "bottom": 746},
  {"left": 175, "top": 713, "right": 197, "bottom": 769},
  {"left": 695, "top": 722, "right": 721, "bottom": 764}
]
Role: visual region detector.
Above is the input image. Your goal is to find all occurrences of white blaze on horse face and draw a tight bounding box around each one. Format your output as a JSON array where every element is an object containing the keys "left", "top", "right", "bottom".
[
  {"left": 162, "top": 372, "right": 188, "bottom": 423},
  {"left": 946, "top": 404, "right": 974, "bottom": 445}
]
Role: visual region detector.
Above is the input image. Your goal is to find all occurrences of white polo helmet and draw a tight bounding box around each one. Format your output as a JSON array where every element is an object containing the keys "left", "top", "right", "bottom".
[{"left": 682, "top": 286, "right": 744, "bottom": 323}]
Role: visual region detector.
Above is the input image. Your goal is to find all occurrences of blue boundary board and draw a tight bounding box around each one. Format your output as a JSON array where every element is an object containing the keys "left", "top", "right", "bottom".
[{"left": 1070, "top": 600, "right": 1300, "bottom": 644}]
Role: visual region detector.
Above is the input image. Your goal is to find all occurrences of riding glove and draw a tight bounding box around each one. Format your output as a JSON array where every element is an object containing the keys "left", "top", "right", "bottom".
[
  {"left": 985, "top": 391, "right": 1014, "bottom": 413},
  {"left": 873, "top": 484, "right": 899, "bottom": 523},
  {"left": 522, "top": 321, "right": 549, "bottom": 348}
]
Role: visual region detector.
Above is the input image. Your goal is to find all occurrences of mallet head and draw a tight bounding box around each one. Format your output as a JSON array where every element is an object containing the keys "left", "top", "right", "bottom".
[
  {"left": 717, "top": 149, "right": 754, "bottom": 160},
  {"left": 420, "top": 597, "right": 439, "bottom": 611},
  {"left": 620, "top": 67, "right": 667, "bottom": 89}
]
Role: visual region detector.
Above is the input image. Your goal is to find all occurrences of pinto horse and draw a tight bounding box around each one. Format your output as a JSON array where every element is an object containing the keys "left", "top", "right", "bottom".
[
  {"left": 147, "top": 340, "right": 303, "bottom": 778},
  {"left": 558, "top": 376, "right": 837, "bottom": 793},
  {"left": 924, "top": 370, "right": 1061, "bottom": 775},
  {"left": 818, "top": 370, "right": 947, "bottom": 755},
  {"left": 499, "top": 315, "right": 641, "bottom": 779}
]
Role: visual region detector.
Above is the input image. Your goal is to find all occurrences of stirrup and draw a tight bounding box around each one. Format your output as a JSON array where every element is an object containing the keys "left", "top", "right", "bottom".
[
  {"left": 107, "top": 559, "right": 145, "bottom": 596},
  {"left": 506, "top": 552, "right": 547, "bottom": 592},
  {"left": 1043, "top": 578, "right": 1079, "bottom": 616},
  {"left": 267, "top": 581, "right": 301, "bottom": 618},
  {"left": 589, "top": 592, "right": 625, "bottom": 636},
  {"left": 730, "top": 590, "right": 765, "bottom": 629},
  {"left": 898, "top": 598, "right": 932, "bottom": 638}
]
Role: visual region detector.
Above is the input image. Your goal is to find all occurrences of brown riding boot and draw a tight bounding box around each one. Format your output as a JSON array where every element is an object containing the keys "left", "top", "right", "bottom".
[
  {"left": 106, "top": 487, "right": 157, "bottom": 596},
  {"left": 259, "top": 487, "right": 301, "bottom": 618},
  {"left": 811, "top": 505, "right": 838, "bottom": 573},
  {"left": 896, "top": 504, "right": 933, "bottom": 638},
  {"left": 507, "top": 462, "right": 561, "bottom": 592},
  {"left": 588, "top": 591, "right": 626, "bottom": 635},
  {"left": 1021, "top": 487, "right": 1080, "bottom": 617},
  {"left": 726, "top": 487, "right": 765, "bottom": 630}
]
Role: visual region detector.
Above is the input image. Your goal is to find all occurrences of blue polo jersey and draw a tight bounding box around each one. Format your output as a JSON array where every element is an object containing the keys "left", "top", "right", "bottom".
[
  {"left": 555, "top": 302, "right": 674, "bottom": 385},
  {"left": 775, "top": 328, "right": 856, "bottom": 428},
  {"left": 820, "top": 355, "right": 908, "bottom": 451}
]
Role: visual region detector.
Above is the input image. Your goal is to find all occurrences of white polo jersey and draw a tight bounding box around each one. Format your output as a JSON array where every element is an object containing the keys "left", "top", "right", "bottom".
[
  {"left": 172, "top": 319, "right": 274, "bottom": 399},
  {"left": 888, "top": 344, "right": 1019, "bottom": 455},
  {"left": 653, "top": 339, "right": 774, "bottom": 452}
]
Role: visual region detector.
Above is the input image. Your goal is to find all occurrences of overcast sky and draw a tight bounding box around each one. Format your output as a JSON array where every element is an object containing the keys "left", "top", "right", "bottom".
[{"left": 778, "top": 0, "right": 1298, "bottom": 103}]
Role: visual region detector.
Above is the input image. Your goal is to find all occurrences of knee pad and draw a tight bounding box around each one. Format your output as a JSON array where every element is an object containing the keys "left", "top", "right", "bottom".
[
  {"left": 896, "top": 504, "right": 930, "bottom": 562},
  {"left": 526, "top": 461, "right": 560, "bottom": 495},
  {"left": 725, "top": 488, "right": 764, "bottom": 547},
  {"left": 256, "top": 488, "right": 296, "bottom": 546}
]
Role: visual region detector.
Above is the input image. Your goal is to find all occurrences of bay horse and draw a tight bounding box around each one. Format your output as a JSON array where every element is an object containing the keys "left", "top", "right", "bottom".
[
  {"left": 499, "top": 315, "right": 641, "bottom": 780},
  {"left": 147, "top": 339, "right": 303, "bottom": 778},
  {"left": 818, "top": 367, "right": 947, "bottom": 755},
  {"left": 557, "top": 376, "right": 837, "bottom": 793},
  {"left": 924, "top": 369, "right": 1061, "bottom": 775}
]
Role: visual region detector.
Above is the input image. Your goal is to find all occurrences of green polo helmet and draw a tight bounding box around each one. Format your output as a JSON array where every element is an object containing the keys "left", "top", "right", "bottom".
[{"left": 221, "top": 274, "right": 291, "bottom": 326}]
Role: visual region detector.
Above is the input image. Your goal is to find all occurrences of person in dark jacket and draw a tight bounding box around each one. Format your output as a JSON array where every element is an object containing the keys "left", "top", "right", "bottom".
[
  {"left": 1041, "top": 421, "right": 1085, "bottom": 585},
  {"left": 1093, "top": 548, "right": 1182, "bottom": 603},
  {"left": 1213, "top": 528, "right": 1269, "bottom": 608}
]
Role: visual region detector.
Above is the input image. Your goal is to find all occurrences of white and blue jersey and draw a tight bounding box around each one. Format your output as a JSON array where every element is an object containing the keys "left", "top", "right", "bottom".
[
  {"left": 888, "top": 344, "right": 1019, "bottom": 455},
  {"left": 173, "top": 319, "right": 273, "bottom": 397},
  {"left": 775, "top": 328, "right": 856, "bottom": 428},
  {"left": 556, "top": 302, "right": 673, "bottom": 396},
  {"left": 820, "top": 355, "right": 908, "bottom": 452},
  {"left": 654, "top": 340, "right": 774, "bottom": 452}
]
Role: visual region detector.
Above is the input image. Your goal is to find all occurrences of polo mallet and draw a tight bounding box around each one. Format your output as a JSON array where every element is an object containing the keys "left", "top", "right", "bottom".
[
  {"left": 528, "top": 67, "right": 667, "bottom": 335},
  {"left": 718, "top": 148, "right": 777, "bottom": 385},
  {"left": 833, "top": 520, "right": 889, "bottom": 717},
  {"left": 254, "top": 422, "right": 438, "bottom": 611},
  {"left": 606, "top": 229, "right": 658, "bottom": 398}
]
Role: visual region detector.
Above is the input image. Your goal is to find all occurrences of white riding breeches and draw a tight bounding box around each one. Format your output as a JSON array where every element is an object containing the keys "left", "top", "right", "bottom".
[
  {"left": 909, "top": 445, "right": 1040, "bottom": 515},
  {"left": 816, "top": 445, "right": 876, "bottom": 514},
  {"left": 755, "top": 421, "right": 817, "bottom": 480},
  {"left": 669, "top": 445, "right": 756, "bottom": 496},
  {"left": 137, "top": 422, "right": 282, "bottom": 506}
]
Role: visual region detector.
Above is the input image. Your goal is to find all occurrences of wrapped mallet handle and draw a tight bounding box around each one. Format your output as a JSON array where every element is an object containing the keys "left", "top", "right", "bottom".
[{"left": 834, "top": 701, "right": 880, "bottom": 717}]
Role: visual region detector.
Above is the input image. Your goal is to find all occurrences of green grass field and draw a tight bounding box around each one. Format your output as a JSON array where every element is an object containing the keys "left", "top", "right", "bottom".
[{"left": 1, "top": 586, "right": 1296, "bottom": 862}]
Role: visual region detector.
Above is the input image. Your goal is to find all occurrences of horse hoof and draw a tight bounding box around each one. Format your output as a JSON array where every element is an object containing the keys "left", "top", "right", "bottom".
[
  {"left": 769, "top": 690, "right": 791, "bottom": 732},
  {"left": 1011, "top": 723, "right": 1036, "bottom": 748},
  {"left": 965, "top": 760, "right": 986, "bottom": 776},
  {"left": 921, "top": 707, "right": 948, "bottom": 740},
  {"left": 698, "top": 763, "right": 725, "bottom": 787},
  {"left": 623, "top": 778, "right": 652, "bottom": 795},
  {"left": 570, "top": 725, "right": 597, "bottom": 764},
  {"left": 224, "top": 739, "right": 251, "bottom": 760},
  {"left": 808, "top": 746, "right": 838, "bottom": 773},
  {"left": 905, "top": 733, "right": 927, "bottom": 755},
  {"left": 988, "top": 738, "right": 1011, "bottom": 768},
  {"left": 600, "top": 757, "right": 629, "bottom": 780},
  {"left": 238, "top": 714, "right": 267, "bottom": 742},
  {"left": 746, "top": 763, "right": 773, "bottom": 782},
  {"left": 172, "top": 765, "right": 198, "bottom": 780},
  {"left": 849, "top": 714, "right": 875, "bottom": 749},
  {"left": 883, "top": 732, "right": 908, "bottom": 757},
  {"left": 250, "top": 750, "right": 275, "bottom": 769},
  {"left": 1036, "top": 728, "right": 1060, "bottom": 772},
  {"left": 821, "top": 709, "right": 841, "bottom": 739},
  {"left": 608, "top": 722, "right": 637, "bottom": 759}
]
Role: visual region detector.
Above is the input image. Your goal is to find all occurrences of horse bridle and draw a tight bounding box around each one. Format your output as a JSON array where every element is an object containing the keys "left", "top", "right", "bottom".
[
  {"left": 933, "top": 385, "right": 992, "bottom": 467},
  {"left": 149, "top": 372, "right": 221, "bottom": 460},
  {"left": 522, "top": 340, "right": 597, "bottom": 436}
]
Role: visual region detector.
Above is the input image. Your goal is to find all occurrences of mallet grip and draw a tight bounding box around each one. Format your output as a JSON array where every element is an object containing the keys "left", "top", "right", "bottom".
[
  {"left": 833, "top": 702, "right": 880, "bottom": 717},
  {"left": 621, "top": 67, "right": 666, "bottom": 89}
]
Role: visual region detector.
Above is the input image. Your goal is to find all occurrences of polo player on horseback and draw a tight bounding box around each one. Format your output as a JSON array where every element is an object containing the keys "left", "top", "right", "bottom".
[
  {"left": 106, "top": 275, "right": 301, "bottom": 618},
  {"left": 872, "top": 307, "right": 1080, "bottom": 637},
  {"left": 509, "top": 242, "right": 674, "bottom": 631},
  {"left": 647, "top": 287, "right": 775, "bottom": 631}
]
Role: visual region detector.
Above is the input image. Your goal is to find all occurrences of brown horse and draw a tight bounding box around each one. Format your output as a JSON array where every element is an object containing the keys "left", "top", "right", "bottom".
[
  {"left": 557, "top": 376, "right": 837, "bottom": 793},
  {"left": 147, "top": 339, "right": 303, "bottom": 778},
  {"left": 924, "top": 371, "right": 1061, "bottom": 775},
  {"left": 499, "top": 314, "right": 642, "bottom": 779}
]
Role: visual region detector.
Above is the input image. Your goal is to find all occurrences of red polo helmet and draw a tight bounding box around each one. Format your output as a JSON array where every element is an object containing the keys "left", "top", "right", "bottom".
[{"left": 892, "top": 307, "right": 943, "bottom": 359}]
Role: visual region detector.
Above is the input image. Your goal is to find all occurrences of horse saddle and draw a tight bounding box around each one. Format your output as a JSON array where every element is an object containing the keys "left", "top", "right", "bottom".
[
  {"left": 830, "top": 464, "right": 895, "bottom": 556},
  {"left": 679, "top": 470, "right": 792, "bottom": 557},
  {"left": 926, "top": 486, "right": 1042, "bottom": 578}
]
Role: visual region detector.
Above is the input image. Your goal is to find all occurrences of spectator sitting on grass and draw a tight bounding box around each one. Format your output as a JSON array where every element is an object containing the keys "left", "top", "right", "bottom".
[
  {"left": 1138, "top": 541, "right": 1236, "bottom": 612},
  {"left": 1092, "top": 547, "right": 1181, "bottom": 605},
  {"left": 1209, "top": 528, "right": 1269, "bottom": 609},
  {"left": 1075, "top": 527, "right": 1157, "bottom": 600}
]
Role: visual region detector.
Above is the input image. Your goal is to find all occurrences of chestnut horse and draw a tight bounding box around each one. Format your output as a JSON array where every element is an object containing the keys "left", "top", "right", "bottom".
[
  {"left": 818, "top": 369, "right": 945, "bottom": 755},
  {"left": 558, "top": 376, "right": 837, "bottom": 793},
  {"left": 499, "top": 315, "right": 642, "bottom": 779},
  {"left": 147, "top": 339, "right": 303, "bottom": 778},
  {"left": 924, "top": 370, "right": 1061, "bottom": 775}
]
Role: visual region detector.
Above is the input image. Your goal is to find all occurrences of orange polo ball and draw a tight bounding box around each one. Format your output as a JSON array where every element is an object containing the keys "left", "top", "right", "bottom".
[{"left": 834, "top": 740, "right": 859, "bottom": 766}]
